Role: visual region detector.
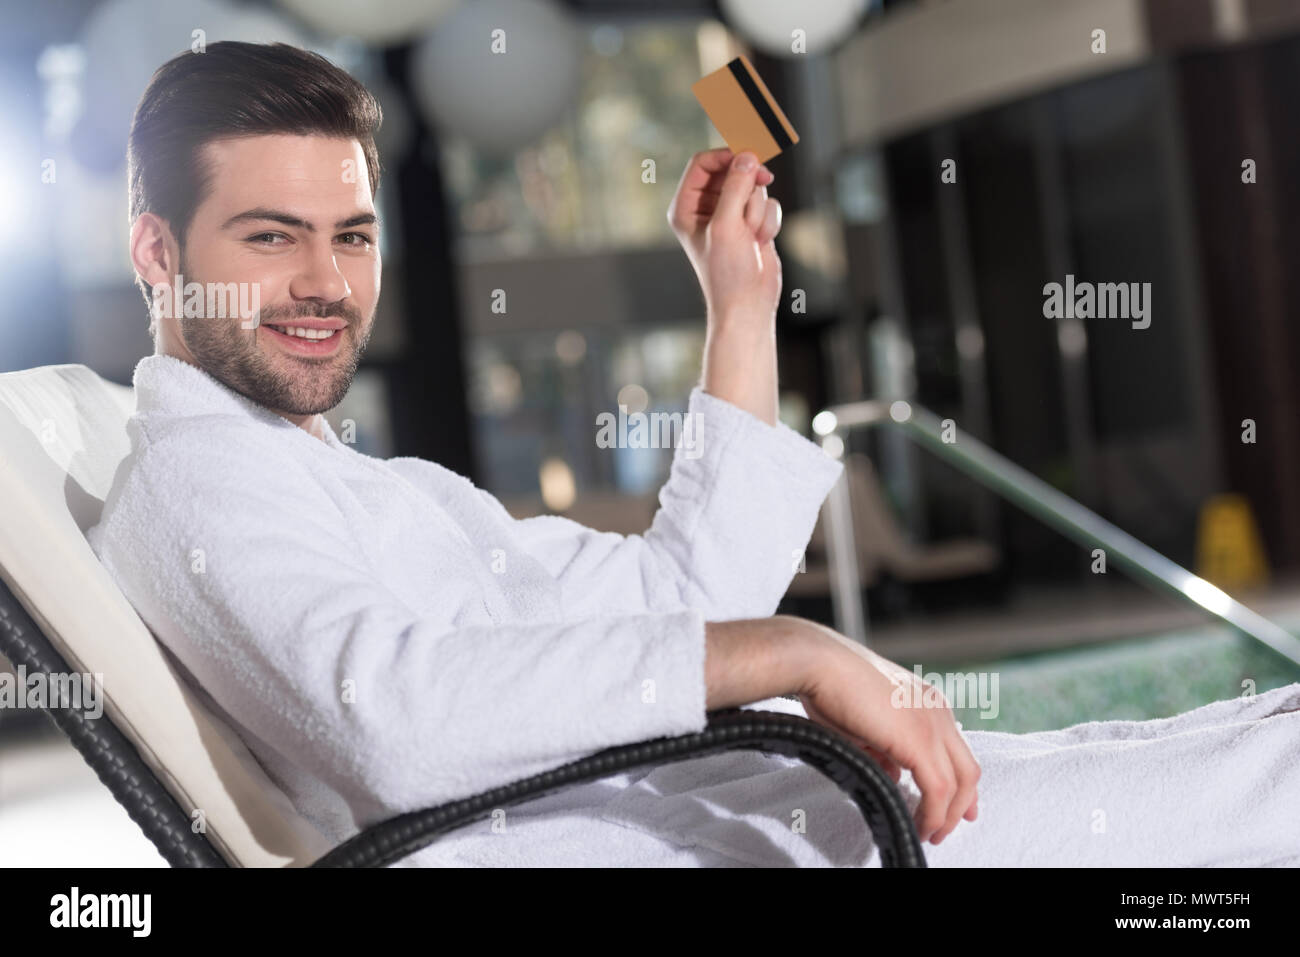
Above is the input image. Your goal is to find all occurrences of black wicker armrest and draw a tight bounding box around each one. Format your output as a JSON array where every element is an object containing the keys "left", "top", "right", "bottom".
[{"left": 312, "top": 709, "right": 927, "bottom": 868}]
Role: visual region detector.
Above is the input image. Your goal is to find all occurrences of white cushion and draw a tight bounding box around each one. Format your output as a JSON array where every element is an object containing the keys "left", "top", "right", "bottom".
[{"left": 0, "top": 364, "right": 334, "bottom": 867}]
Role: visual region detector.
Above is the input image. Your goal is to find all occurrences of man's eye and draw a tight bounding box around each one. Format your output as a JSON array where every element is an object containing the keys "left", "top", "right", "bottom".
[
  {"left": 338, "top": 232, "right": 374, "bottom": 247},
  {"left": 248, "top": 232, "right": 287, "bottom": 245}
]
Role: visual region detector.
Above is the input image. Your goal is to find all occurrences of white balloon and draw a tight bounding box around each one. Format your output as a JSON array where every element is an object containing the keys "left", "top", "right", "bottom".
[
  {"left": 409, "top": 0, "right": 582, "bottom": 156},
  {"left": 719, "top": 0, "right": 870, "bottom": 57},
  {"left": 74, "top": 0, "right": 313, "bottom": 170},
  {"left": 276, "top": 0, "right": 460, "bottom": 46}
]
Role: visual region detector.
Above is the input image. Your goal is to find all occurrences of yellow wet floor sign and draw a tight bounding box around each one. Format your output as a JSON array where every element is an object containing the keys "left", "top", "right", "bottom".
[{"left": 1195, "top": 494, "right": 1270, "bottom": 590}]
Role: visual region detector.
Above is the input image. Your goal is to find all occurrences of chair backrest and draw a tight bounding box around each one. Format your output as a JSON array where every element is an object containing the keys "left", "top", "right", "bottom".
[{"left": 0, "top": 364, "right": 334, "bottom": 867}]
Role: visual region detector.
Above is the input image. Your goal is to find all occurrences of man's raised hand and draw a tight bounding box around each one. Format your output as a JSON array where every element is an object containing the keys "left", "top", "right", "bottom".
[{"left": 667, "top": 148, "right": 782, "bottom": 325}]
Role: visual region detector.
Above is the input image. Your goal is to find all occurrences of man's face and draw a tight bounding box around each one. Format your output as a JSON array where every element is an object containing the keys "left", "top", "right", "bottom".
[{"left": 168, "top": 133, "right": 381, "bottom": 417}]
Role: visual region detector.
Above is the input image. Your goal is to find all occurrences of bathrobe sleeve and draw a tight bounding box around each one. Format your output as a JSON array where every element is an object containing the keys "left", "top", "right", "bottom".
[
  {"left": 488, "top": 387, "right": 844, "bottom": 622},
  {"left": 91, "top": 421, "right": 708, "bottom": 824}
]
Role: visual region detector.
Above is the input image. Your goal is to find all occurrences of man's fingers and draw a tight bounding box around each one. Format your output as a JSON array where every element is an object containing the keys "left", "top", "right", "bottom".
[
  {"left": 932, "top": 731, "right": 981, "bottom": 844},
  {"left": 679, "top": 149, "right": 772, "bottom": 198},
  {"left": 668, "top": 151, "right": 726, "bottom": 231},
  {"left": 691, "top": 148, "right": 774, "bottom": 184},
  {"left": 693, "top": 168, "right": 774, "bottom": 200},
  {"left": 713, "top": 152, "right": 762, "bottom": 225},
  {"left": 756, "top": 198, "right": 782, "bottom": 245},
  {"left": 745, "top": 185, "right": 767, "bottom": 233},
  {"left": 689, "top": 192, "right": 778, "bottom": 226},
  {"left": 669, "top": 160, "right": 772, "bottom": 237},
  {"left": 676, "top": 148, "right": 733, "bottom": 196},
  {"left": 693, "top": 146, "right": 735, "bottom": 174},
  {"left": 740, "top": 188, "right": 782, "bottom": 246},
  {"left": 908, "top": 742, "right": 959, "bottom": 844}
]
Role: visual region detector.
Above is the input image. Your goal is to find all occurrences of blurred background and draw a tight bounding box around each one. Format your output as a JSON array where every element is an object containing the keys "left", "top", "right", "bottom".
[{"left": 3, "top": 0, "right": 1300, "bottom": 864}]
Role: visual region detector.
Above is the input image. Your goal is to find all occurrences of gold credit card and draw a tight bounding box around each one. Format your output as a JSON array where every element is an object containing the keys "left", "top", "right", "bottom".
[{"left": 692, "top": 54, "right": 799, "bottom": 163}]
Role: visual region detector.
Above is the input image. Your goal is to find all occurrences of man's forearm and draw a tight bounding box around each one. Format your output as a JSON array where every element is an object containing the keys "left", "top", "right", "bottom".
[
  {"left": 700, "top": 309, "right": 779, "bottom": 427},
  {"left": 704, "top": 616, "right": 813, "bottom": 709}
]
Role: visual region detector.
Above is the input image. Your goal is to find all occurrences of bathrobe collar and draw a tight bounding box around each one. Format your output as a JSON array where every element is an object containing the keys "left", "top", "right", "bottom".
[{"left": 132, "top": 353, "right": 347, "bottom": 451}]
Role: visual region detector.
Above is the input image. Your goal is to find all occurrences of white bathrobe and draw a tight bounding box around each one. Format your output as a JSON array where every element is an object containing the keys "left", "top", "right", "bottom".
[
  {"left": 89, "top": 355, "right": 1300, "bottom": 867},
  {"left": 87, "top": 353, "right": 847, "bottom": 866}
]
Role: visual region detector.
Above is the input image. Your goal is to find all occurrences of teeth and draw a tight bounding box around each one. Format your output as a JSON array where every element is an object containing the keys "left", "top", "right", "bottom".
[{"left": 272, "top": 326, "right": 337, "bottom": 340}]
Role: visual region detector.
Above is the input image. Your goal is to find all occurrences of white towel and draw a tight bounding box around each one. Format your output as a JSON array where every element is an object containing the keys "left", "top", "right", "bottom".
[
  {"left": 920, "top": 679, "right": 1300, "bottom": 867},
  {"left": 413, "top": 683, "right": 1300, "bottom": 867}
]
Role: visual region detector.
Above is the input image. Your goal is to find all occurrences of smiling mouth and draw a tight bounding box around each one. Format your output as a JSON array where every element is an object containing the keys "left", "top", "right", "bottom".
[
  {"left": 262, "top": 323, "right": 347, "bottom": 356},
  {"left": 263, "top": 324, "right": 341, "bottom": 341}
]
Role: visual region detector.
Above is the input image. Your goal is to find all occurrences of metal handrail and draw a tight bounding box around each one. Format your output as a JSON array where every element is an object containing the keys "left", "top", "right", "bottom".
[{"left": 811, "top": 398, "right": 1300, "bottom": 668}]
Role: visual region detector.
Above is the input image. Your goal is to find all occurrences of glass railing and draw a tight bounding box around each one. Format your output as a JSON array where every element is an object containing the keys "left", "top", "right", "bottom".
[{"left": 811, "top": 399, "right": 1300, "bottom": 668}]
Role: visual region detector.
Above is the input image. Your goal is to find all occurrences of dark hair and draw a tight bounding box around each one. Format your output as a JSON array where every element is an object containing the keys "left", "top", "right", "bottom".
[{"left": 127, "top": 41, "right": 383, "bottom": 322}]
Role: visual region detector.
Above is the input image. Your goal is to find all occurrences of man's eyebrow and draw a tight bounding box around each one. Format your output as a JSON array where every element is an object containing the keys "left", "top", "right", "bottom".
[
  {"left": 220, "top": 208, "right": 380, "bottom": 232},
  {"left": 336, "top": 212, "right": 379, "bottom": 229}
]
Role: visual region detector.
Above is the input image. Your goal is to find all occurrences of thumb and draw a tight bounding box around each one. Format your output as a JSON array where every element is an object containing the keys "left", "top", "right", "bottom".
[{"left": 713, "top": 152, "right": 761, "bottom": 227}]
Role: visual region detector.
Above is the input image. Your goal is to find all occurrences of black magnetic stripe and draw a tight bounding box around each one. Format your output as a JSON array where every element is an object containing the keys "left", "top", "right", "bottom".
[{"left": 727, "top": 57, "right": 792, "bottom": 151}]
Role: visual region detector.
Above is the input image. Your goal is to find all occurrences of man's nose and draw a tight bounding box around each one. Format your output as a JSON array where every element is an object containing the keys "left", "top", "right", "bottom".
[{"left": 289, "top": 242, "right": 352, "bottom": 305}]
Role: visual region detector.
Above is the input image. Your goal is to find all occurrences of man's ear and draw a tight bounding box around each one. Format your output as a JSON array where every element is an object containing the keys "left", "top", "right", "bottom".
[{"left": 129, "top": 212, "right": 180, "bottom": 292}]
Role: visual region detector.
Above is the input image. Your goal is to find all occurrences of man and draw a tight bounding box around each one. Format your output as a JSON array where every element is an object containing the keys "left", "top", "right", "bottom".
[{"left": 89, "top": 41, "right": 981, "bottom": 867}]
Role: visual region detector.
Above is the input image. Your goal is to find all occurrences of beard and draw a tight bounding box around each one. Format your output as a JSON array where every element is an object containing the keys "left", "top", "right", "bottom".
[{"left": 175, "top": 254, "right": 375, "bottom": 417}]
